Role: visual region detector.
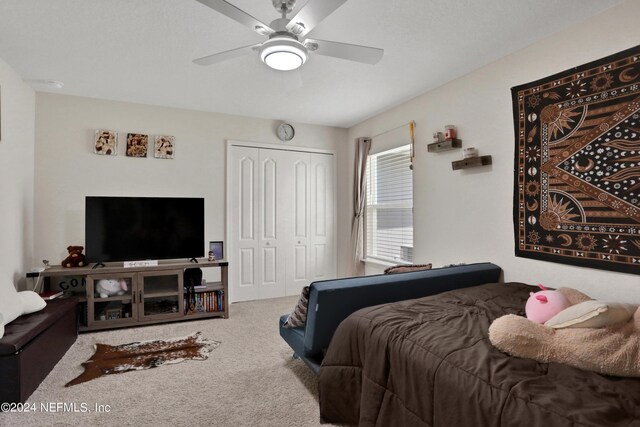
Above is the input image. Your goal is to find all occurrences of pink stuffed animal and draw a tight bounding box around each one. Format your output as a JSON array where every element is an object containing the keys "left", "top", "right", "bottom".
[{"left": 525, "top": 283, "right": 571, "bottom": 324}]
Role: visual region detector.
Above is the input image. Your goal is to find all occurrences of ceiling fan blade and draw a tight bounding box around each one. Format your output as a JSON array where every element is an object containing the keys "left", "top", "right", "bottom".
[
  {"left": 193, "top": 44, "right": 259, "bottom": 66},
  {"left": 285, "top": 0, "right": 348, "bottom": 38},
  {"left": 305, "top": 39, "right": 383, "bottom": 64},
  {"left": 195, "top": 0, "right": 275, "bottom": 35}
]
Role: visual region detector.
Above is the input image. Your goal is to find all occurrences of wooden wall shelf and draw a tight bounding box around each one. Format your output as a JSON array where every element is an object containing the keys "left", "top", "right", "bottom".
[
  {"left": 428, "top": 138, "right": 461, "bottom": 152},
  {"left": 451, "top": 155, "right": 492, "bottom": 170}
]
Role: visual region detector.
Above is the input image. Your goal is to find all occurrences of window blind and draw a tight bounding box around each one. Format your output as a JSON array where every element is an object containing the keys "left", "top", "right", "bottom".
[{"left": 365, "top": 144, "right": 413, "bottom": 263}]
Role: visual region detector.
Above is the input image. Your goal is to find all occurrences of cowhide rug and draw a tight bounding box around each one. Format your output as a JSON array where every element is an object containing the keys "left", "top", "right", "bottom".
[{"left": 66, "top": 332, "right": 220, "bottom": 386}]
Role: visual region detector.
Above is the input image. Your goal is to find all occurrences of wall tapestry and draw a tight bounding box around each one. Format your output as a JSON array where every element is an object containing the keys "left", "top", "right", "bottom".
[{"left": 512, "top": 45, "right": 640, "bottom": 274}]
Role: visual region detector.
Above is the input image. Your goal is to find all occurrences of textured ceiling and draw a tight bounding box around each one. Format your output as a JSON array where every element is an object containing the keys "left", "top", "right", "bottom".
[{"left": 0, "top": 0, "right": 622, "bottom": 128}]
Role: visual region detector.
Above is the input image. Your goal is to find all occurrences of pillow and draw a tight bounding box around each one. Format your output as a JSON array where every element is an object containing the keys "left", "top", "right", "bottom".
[
  {"left": 545, "top": 300, "right": 638, "bottom": 329},
  {"left": 0, "top": 285, "right": 47, "bottom": 339},
  {"left": 282, "top": 286, "right": 310, "bottom": 329},
  {"left": 0, "top": 283, "right": 22, "bottom": 327},
  {"left": 19, "top": 291, "right": 47, "bottom": 314},
  {"left": 384, "top": 263, "right": 432, "bottom": 274}
]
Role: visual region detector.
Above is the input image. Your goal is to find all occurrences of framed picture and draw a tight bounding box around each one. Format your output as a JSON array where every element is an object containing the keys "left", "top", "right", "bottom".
[
  {"left": 209, "top": 241, "right": 224, "bottom": 260},
  {"left": 106, "top": 309, "right": 122, "bottom": 320},
  {"left": 94, "top": 129, "right": 117, "bottom": 155},
  {"left": 154, "top": 135, "right": 174, "bottom": 159},
  {"left": 126, "top": 133, "right": 148, "bottom": 157}
]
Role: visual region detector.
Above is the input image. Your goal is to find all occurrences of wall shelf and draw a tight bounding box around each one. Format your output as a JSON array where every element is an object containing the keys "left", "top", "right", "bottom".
[
  {"left": 427, "top": 138, "right": 461, "bottom": 152},
  {"left": 451, "top": 155, "right": 492, "bottom": 170}
]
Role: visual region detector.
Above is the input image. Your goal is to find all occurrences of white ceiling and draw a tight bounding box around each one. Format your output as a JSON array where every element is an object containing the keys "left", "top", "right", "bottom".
[{"left": 0, "top": 0, "right": 622, "bottom": 128}]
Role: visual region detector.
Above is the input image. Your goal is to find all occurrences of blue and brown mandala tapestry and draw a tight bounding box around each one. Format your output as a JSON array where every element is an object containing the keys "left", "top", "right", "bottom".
[{"left": 512, "top": 45, "right": 640, "bottom": 274}]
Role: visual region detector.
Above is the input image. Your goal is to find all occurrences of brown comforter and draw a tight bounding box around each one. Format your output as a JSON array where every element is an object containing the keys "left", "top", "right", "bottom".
[{"left": 318, "top": 283, "right": 640, "bottom": 426}]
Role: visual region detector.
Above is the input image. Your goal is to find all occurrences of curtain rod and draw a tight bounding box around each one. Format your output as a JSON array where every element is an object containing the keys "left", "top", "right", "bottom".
[{"left": 371, "top": 121, "right": 416, "bottom": 139}]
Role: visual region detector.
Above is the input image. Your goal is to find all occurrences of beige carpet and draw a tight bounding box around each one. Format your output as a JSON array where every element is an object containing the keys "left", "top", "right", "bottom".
[{"left": 0, "top": 296, "right": 337, "bottom": 427}]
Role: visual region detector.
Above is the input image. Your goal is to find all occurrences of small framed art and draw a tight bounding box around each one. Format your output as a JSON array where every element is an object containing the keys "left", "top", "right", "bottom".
[
  {"left": 209, "top": 241, "right": 224, "bottom": 260},
  {"left": 154, "top": 135, "right": 174, "bottom": 159},
  {"left": 94, "top": 130, "right": 117, "bottom": 155},
  {"left": 126, "top": 133, "right": 148, "bottom": 157}
]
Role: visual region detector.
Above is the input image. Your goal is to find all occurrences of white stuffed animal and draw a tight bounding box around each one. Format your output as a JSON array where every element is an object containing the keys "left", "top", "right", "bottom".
[{"left": 96, "top": 279, "right": 128, "bottom": 298}]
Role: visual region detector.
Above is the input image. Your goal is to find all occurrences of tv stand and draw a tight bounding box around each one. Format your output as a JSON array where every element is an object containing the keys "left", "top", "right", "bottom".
[{"left": 32, "top": 259, "right": 229, "bottom": 332}]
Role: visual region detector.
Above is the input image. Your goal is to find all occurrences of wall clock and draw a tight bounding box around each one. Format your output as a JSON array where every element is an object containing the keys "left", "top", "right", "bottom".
[{"left": 276, "top": 123, "right": 295, "bottom": 142}]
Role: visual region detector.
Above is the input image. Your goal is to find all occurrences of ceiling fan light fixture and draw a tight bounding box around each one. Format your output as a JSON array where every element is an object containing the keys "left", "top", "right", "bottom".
[{"left": 260, "top": 37, "right": 308, "bottom": 71}]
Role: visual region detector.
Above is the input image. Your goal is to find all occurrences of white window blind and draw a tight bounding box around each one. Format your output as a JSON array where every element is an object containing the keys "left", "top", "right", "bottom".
[{"left": 365, "top": 144, "right": 413, "bottom": 263}]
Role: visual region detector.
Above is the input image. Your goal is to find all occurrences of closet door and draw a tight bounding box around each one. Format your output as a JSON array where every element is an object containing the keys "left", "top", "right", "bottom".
[
  {"left": 257, "top": 149, "right": 288, "bottom": 299},
  {"left": 229, "top": 144, "right": 336, "bottom": 302},
  {"left": 285, "top": 152, "right": 312, "bottom": 296},
  {"left": 310, "top": 153, "right": 336, "bottom": 281},
  {"left": 229, "top": 146, "right": 260, "bottom": 302}
]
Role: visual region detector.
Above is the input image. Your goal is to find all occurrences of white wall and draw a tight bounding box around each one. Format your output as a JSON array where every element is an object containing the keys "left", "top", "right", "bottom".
[
  {"left": 0, "top": 57, "right": 35, "bottom": 290},
  {"left": 34, "top": 93, "right": 347, "bottom": 283},
  {"left": 342, "top": 1, "right": 640, "bottom": 302}
]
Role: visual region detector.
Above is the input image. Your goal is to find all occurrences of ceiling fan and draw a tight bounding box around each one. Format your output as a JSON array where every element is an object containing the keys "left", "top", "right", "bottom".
[{"left": 193, "top": 0, "right": 384, "bottom": 71}]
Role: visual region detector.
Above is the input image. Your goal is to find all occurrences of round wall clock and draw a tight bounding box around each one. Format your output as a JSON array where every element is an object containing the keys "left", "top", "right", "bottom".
[{"left": 276, "top": 123, "right": 295, "bottom": 141}]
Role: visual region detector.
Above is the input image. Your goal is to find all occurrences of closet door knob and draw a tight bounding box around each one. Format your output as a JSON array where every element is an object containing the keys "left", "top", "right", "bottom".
[{"left": 266, "top": 242, "right": 270, "bottom": 246}]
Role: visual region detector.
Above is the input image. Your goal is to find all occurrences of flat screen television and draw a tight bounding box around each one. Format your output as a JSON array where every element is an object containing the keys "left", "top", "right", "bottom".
[{"left": 85, "top": 196, "right": 204, "bottom": 263}]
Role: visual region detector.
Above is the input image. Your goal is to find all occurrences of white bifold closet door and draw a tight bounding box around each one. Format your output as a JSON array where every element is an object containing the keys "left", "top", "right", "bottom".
[{"left": 229, "top": 145, "right": 335, "bottom": 302}]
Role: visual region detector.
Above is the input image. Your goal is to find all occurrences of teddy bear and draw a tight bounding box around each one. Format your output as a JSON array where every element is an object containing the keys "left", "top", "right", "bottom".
[
  {"left": 96, "top": 279, "right": 128, "bottom": 298},
  {"left": 61, "top": 245, "right": 87, "bottom": 268}
]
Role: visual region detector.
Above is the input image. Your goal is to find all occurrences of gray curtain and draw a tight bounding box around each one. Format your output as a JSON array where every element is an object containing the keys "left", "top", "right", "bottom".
[{"left": 351, "top": 137, "right": 371, "bottom": 276}]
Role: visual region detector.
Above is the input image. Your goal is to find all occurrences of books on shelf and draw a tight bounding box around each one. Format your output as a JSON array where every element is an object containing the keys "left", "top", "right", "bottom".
[
  {"left": 39, "top": 290, "right": 64, "bottom": 300},
  {"left": 184, "top": 289, "right": 224, "bottom": 315}
]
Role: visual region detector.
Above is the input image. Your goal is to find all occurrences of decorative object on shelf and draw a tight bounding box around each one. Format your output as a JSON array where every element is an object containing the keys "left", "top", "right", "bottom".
[
  {"left": 428, "top": 124, "right": 461, "bottom": 152},
  {"left": 463, "top": 147, "right": 478, "bottom": 158},
  {"left": 276, "top": 122, "right": 295, "bottom": 141},
  {"left": 61, "top": 245, "right": 87, "bottom": 268},
  {"left": 209, "top": 241, "right": 224, "bottom": 260},
  {"left": 126, "top": 133, "right": 148, "bottom": 157},
  {"left": 105, "top": 308, "right": 122, "bottom": 320},
  {"left": 95, "top": 278, "right": 128, "bottom": 298},
  {"left": 444, "top": 125, "right": 456, "bottom": 140},
  {"left": 154, "top": 135, "right": 174, "bottom": 159},
  {"left": 65, "top": 332, "right": 220, "bottom": 387},
  {"left": 94, "top": 129, "right": 117, "bottom": 155},
  {"left": 512, "top": 44, "right": 640, "bottom": 274},
  {"left": 451, "top": 155, "right": 492, "bottom": 170}
]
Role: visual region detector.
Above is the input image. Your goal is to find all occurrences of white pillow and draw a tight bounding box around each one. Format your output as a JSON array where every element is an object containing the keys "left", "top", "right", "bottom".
[
  {"left": 0, "top": 285, "right": 47, "bottom": 338},
  {"left": 19, "top": 291, "right": 47, "bottom": 314},
  {"left": 545, "top": 300, "right": 638, "bottom": 329},
  {"left": 0, "top": 284, "right": 22, "bottom": 326}
]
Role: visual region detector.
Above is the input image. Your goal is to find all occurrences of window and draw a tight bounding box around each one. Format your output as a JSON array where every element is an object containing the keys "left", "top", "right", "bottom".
[{"left": 364, "top": 144, "right": 413, "bottom": 263}]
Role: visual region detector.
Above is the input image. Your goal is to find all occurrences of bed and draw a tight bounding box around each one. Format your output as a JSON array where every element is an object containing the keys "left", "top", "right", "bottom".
[{"left": 318, "top": 282, "right": 640, "bottom": 426}]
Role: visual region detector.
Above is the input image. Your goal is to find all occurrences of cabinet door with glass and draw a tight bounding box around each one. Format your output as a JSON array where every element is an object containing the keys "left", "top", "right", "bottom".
[
  {"left": 86, "top": 273, "right": 137, "bottom": 327},
  {"left": 137, "top": 270, "right": 184, "bottom": 321}
]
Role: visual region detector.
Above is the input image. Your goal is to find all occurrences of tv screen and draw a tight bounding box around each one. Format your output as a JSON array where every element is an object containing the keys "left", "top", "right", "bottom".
[{"left": 85, "top": 196, "right": 204, "bottom": 262}]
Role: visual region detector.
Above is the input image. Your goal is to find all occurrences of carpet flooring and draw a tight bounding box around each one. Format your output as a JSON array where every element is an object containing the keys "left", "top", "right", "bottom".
[{"left": 0, "top": 295, "right": 336, "bottom": 427}]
